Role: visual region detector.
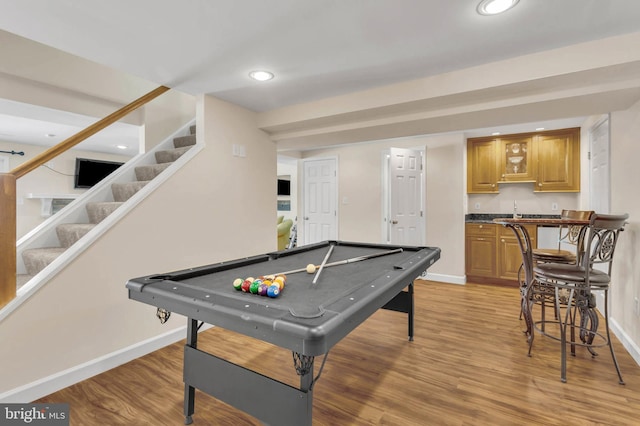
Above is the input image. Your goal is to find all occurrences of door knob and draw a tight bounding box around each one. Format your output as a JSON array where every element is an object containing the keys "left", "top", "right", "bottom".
[
  {"left": 304, "top": 217, "right": 309, "bottom": 220},
  {"left": 391, "top": 220, "right": 398, "bottom": 224}
]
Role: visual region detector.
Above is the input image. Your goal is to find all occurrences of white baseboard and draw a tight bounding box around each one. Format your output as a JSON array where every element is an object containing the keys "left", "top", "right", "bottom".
[
  {"left": 610, "top": 317, "right": 640, "bottom": 367},
  {"left": 417, "top": 272, "right": 466, "bottom": 285},
  {"left": 0, "top": 324, "right": 209, "bottom": 403}
]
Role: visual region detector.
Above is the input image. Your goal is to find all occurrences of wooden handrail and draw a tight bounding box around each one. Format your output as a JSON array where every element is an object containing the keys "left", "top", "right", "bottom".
[
  {"left": 11, "top": 85, "right": 169, "bottom": 178},
  {"left": 1, "top": 85, "right": 170, "bottom": 309}
]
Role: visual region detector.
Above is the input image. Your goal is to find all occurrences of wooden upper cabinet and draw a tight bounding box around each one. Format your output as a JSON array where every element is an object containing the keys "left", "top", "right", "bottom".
[
  {"left": 499, "top": 135, "right": 534, "bottom": 182},
  {"left": 467, "top": 138, "right": 498, "bottom": 193},
  {"left": 467, "top": 127, "right": 580, "bottom": 193},
  {"left": 534, "top": 128, "right": 580, "bottom": 192}
]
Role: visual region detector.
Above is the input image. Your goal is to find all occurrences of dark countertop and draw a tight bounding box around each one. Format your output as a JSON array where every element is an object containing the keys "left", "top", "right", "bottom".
[{"left": 466, "top": 213, "right": 561, "bottom": 224}]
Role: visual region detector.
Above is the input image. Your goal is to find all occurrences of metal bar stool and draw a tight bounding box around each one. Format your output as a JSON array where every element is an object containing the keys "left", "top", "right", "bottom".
[
  {"left": 528, "top": 210, "right": 594, "bottom": 334},
  {"left": 533, "top": 213, "right": 628, "bottom": 383}
]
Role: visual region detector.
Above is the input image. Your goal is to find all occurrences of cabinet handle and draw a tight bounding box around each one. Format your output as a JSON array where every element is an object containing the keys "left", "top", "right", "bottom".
[
  {"left": 477, "top": 238, "right": 485, "bottom": 241},
  {"left": 501, "top": 239, "right": 505, "bottom": 242},
  {"left": 538, "top": 183, "right": 542, "bottom": 187},
  {"left": 479, "top": 225, "right": 483, "bottom": 228},
  {"left": 491, "top": 184, "right": 495, "bottom": 187}
]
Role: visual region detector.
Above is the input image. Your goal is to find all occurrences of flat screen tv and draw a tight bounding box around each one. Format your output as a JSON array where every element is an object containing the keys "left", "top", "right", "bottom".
[
  {"left": 74, "top": 158, "right": 124, "bottom": 189},
  {"left": 277, "top": 179, "right": 290, "bottom": 196}
]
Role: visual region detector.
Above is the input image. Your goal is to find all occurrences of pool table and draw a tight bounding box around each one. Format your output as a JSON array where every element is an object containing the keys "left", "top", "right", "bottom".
[{"left": 126, "top": 240, "right": 440, "bottom": 425}]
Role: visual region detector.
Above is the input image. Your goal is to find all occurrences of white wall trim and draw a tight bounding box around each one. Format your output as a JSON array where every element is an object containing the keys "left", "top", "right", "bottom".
[
  {"left": 610, "top": 317, "right": 640, "bottom": 367},
  {"left": 416, "top": 273, "right": 466, "bottom": 285},
  {"left": 0, "top": 324, "right": 211, "bottom": 403}
]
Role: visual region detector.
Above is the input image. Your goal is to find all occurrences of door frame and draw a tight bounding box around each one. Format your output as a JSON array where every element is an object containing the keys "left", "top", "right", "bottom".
[
  {"left": 589, "top": 115, "right": 611, "bottom": 214},
  {"left": 299, "top": 156, "right": 339, "bottom": 246},
  {"left": 380, "top": 147, "right": 426, "bottom": 245}
]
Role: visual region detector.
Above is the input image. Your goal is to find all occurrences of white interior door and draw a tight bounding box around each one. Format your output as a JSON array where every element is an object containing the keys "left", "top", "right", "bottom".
[
  {"left": 302, "top": 158, "right": 337, "bottom": 245},
  {"left": 590, "top": 117, "right": 610, "bottom": 214},
  {"left": 387, "top": 147, "right": 424, "bottom": 246}
]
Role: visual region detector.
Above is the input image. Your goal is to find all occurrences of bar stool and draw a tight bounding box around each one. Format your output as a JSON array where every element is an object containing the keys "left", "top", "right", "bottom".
[
  {"left": 533, "top": 213, "right": 628, "bottom": 383},
  {"left": 527, "top": 210, "right": 594, "bottom": 333}
]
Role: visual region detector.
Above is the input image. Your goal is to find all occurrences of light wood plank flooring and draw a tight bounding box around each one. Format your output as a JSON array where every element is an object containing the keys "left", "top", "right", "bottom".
[{"left": 38, "top": 281, "right": 640, "bottom": 425}]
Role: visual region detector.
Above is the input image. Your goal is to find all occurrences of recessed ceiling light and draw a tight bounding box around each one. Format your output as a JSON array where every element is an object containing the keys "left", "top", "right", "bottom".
[
  {"left": 477, "top": 0, "right": 519, "bottom": 15},
  {"left": 492, "top": 132, "right": 501, "bottom": 136},
  {"left": 536, "top": 127, "right": 545, "bottom": 131},
  {"left": 249, "top": 70, "right": 274, "bottom": 81},
  {"left": 116, "top": 145, "right": 128, "bottom": 150},
  {"left": 45, "top": 133, "right": 56, "bottom": 138}
]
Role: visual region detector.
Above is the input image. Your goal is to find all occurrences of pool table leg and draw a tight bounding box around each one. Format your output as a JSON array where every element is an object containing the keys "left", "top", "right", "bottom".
[
  {"left": 408, "top": 282, "right": 414, "bottom": 341},
  {"left": 184, "top": 318, "right": 198, "bottom": 425}
]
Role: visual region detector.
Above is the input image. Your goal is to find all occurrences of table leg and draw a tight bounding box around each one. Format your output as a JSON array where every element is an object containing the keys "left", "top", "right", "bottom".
[
  {"left": 184, "top": 318, "right": 198, "bottom": 425},
  {"left": 408, "top": 282, "right": 414, "bottom": 341}
]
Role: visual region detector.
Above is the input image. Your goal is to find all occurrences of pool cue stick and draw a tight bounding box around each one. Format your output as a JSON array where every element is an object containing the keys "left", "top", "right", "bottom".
[
  {"left": 273, "top": 247, "right": 404, "bottom": 276},
  {"left": 312, "top": 244, "right": 335, "bottom": 284}
]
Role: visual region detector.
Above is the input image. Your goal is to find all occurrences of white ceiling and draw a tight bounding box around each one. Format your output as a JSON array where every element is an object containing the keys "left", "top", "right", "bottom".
[{"left": 1, "top": 0, "right": 640, "bottom": 152}]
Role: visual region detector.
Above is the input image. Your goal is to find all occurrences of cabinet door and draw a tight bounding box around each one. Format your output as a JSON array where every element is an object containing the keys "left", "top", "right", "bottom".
[
  {"left": 498, "top": 226, "right": 536, "bottom": 281},
  {"left": 535, "top": 128, "right": 580, "bottom": 192},
  {"left": 466, "top": 237, "right": 497, "bottom": 277},
  {"left": 499, "top": 136, "right": 534, "bottom": 182},
  {"left": 467, "top": 139, "right": 498, "bottom": 193}
]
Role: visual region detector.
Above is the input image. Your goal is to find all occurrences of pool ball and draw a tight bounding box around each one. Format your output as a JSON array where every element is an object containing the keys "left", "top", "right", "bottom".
[
  {"left": 258, "top": 284, "right": 269, "bottom": 296},
  {"left": 241, "top": 280, "right": 252, "bottom": 292},
  {"left": 250, "top": 281, "right": 261, "bottom": 294},
  {"left": 306, "top": 264, "right": 316, "bottom": 274},
  {"left": 233, "top": 278, "right": 243, "bottom": 290},
  {"left": 267, "top": 285, "right": 280, "bottom": 298}
]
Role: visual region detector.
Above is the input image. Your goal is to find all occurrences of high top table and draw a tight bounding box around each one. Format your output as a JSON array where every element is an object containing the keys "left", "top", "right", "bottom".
[{"left": 492, "top": 217, "right": 590, "bottom": 351}]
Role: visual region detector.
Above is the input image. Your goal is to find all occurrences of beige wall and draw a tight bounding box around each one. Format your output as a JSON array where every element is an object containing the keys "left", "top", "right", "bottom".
[
  {"left": 610, "top": 100, "right": 640, "bottom": 353},
  {"left": 299, "top": 133, "right": 465, "bottom": 281},
  {"left": 0, "top": 94, "right": 276, "bottom": 394},
  {"left": 0, "top": 140, "right": 131, "bottom": 238}
]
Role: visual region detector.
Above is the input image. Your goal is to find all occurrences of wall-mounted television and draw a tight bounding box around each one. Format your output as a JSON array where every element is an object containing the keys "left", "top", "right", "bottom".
[
  {"left": 277, "top": 179, "right": 291, "bottom": 196},
  {"left": 74, "top": 158, "right": 124, "bottom": 189}
]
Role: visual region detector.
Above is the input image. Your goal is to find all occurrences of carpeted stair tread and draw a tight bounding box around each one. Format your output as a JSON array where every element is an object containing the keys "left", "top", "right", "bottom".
[
  {"left": 22, "top": 247, "right": 66, "bottom": 276},
  {"left": 155, "top": 146, "right": 192, "bottom": 164},
  {"left": 86, "top": 202, "right": 123, "bottom": 224},
  {"left": 111, "top": 181, "right": 150, "bottom": 202},
  {"left": 56, "top": 223, "right": 96, "bottom": 248},
  {"left": 173, "top": 134, "right": 196, "bottom": 148},
  {"left": 189, "top": 125, "right": 196, "bottom": 135},
  {"left": 135, "top": 163, "right": 172, "bottom": 181},
  {"left": 17, "top": 274, "right": 33, "bottom": 289}
]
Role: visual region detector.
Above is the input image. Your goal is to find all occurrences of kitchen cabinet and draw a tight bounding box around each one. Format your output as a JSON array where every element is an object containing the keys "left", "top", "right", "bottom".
[
  {"left": 497, "top": 224, "right": 536, "bottom": 282},
  {"left": 466, "top": 138, "right": 499, "bottom": 193},
  {"left": 465, "top": 223, "right": 497, "bottom": 278},
  {"left": 499, "top": 135, "right": 534, "bottom": 182},
  {"left": 467, "top": 128, "right": 580, "bottom": 193},
  {"left": 466, "top": 223, "right": 537, "bottom": 285},
  {"left": 534, "top": 128, "right": 580, "bottom": 192}
]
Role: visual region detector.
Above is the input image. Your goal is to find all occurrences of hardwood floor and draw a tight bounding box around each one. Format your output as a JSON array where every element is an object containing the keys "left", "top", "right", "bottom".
[{"left": 37, "top": 281, "right": 640, "bottom": 425}]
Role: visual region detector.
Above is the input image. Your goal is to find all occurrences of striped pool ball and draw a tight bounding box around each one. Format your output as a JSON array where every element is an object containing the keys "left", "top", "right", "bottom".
[
  {"left": 241, "top": 280, "right": 252, "bottom": 292},
  {"left": 233, "top": 278, "right": 243, "bottom": 290},
  {"left": 250, "top": 281, "right": 261, "bottom": 294}
]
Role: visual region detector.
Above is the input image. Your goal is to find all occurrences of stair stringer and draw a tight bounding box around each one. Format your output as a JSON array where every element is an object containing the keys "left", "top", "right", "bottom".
[{"left": 4, "top": 119, "right": 201, "bottom": 321}]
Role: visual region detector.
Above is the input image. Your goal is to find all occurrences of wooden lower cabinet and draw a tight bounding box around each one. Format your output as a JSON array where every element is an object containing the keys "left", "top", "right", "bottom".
[
  {"left": 465, "top": 224, "right": 497, "bottom": 278},
  {"left": 466, "top": 223, "right": 536, "bottom": 286}
]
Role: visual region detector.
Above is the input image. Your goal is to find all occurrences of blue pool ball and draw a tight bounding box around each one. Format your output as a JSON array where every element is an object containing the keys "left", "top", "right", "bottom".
[{"left": 267, "top": 285, "right": 280, "bottom": 298}]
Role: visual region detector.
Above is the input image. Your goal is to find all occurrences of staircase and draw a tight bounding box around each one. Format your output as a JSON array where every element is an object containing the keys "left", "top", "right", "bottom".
[{"left": 15, "top": 124, "right": 197, "bottom": 289}]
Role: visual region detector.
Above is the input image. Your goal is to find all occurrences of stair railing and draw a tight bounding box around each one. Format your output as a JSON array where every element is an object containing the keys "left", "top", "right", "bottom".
[{"left": 0, "top": 85, "right": 170, "bottom": 309}]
